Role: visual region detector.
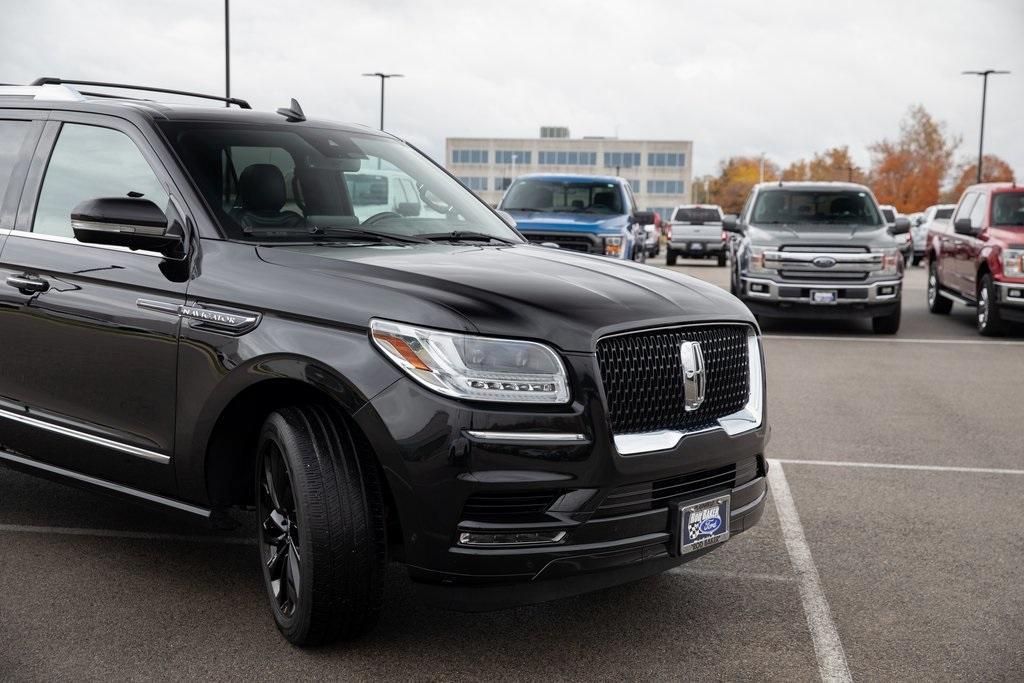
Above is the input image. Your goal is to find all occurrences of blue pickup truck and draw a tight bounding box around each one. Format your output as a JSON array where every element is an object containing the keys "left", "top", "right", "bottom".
[{"left": 497, "top": 174, "right": 652, "bottom": 260}]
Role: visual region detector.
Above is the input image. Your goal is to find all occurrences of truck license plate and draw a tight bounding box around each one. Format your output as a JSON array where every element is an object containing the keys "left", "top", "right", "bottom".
[
  {"left": 679, "top": 495, "right": 730, "bottom": 555},
  {"left": 811, "top": 290, "right": 838, "bottom": 304}
]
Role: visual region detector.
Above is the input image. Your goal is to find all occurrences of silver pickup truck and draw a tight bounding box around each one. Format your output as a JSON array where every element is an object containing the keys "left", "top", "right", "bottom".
[
  {"left": 725, "top": 182, "right": 910, "bottom": 334},
  {"left": 666, "top": 204, "right": 727, "bottom": 266}
]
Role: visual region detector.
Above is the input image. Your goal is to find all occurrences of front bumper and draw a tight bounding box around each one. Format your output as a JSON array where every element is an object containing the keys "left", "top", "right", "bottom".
[
  {"left": 739, "top": 275, "right": 901, "bottom": 317},
  {"left": 995, "top": 281, "right": 1024, "bottom": 322},
  {"left": 353, "top": 347, "right": 769, "bottom": 611}
]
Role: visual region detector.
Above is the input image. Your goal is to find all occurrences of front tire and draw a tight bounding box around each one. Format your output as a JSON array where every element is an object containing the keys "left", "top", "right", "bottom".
[
  {"left": 977, "top": 273, "right": 1004, "bottom": 336},
  {"left": 872, "top": 305, "right": 901, "bottom": 334},
  {"left": 927, "top": 261, "right": 952, "bottom": 314},
  {"left": 666, "top": 249, "right": 678, "bottom": 266},
  {"left": 256, "top": 406, "right": 385, "bottom": 646}
]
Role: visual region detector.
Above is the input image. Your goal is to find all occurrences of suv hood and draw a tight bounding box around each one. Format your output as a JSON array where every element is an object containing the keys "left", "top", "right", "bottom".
[
  {"left": 256, "top": 243, "right": 752, "bottom": 351},
  {"left": 747, "top": 222, "right": 896, "bottom": 248},
  {"left": 506, "top": 211, "right": 628, "bottom": 235}
]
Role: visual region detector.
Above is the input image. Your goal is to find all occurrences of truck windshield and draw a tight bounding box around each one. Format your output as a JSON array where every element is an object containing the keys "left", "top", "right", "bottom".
[
  {"left": 992, "top": 192, "right": 1024, "bottom": 226},
  {"left": 157, "top": 122, "right": 519, "bottom": 243},
  {"left": 673, "top": 207, "right": 721, "bottom": 223},
  {"left": 935, "top": 207, "right": 954, "bottom": 220},
  {"left": 501, "top": 179, "right": 624, "bottom": 215},
  {"left": 752, "top": 190, "right": 883, "bottom": 226}
]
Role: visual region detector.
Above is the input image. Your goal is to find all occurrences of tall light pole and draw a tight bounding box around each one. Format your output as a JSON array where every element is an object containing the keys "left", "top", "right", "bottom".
[
  {"left": 362, "top": 72, "right": 403, "bottom": 130},
  {"left": 962, "top": 69, "right": 1009, "bottom": 183},
  {"left": 224, "top": 0, "right": 230, "bottom": 106}
]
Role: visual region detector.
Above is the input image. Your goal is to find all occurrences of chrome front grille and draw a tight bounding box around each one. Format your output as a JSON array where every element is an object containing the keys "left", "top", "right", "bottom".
[{"left": 595, "top": 325, "right": 750, "bottom": 436}]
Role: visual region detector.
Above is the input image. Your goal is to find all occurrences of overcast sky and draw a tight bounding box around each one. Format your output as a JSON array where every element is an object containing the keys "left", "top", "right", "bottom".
[{"left": 2, "top": 0, "right": 1021, "bottom": 180}]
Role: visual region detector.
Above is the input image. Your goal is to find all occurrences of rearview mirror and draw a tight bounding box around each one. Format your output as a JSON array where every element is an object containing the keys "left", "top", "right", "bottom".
[
  {"left": 632, "top": 210, "right": 656, "bottom": 225},
  {"left": 953, "top": 217, "right": 975, "bottom": 235},
  {"left": 890, "top": 216, "right": 911, "bottom": 235},
  {"left": 396, "top": 201, "right": 420, "bottom": 217},
  {"left": 71, "top": 197, "right": 183, "bottom": 257},
  {"left": 722, "top": 214, "right": 743, "bottom": 233}
]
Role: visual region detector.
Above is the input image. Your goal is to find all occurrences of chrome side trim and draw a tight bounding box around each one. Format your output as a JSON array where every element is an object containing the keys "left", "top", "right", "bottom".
[
  {"left": 613, "top": 330, "right": 764, "bottom": 456},
  {"left": 136, "top": 298, "right": 181, "bottom": 316},
  {"left": 0, "top": 407, "right": 170, "bottom": 464},
  {"left": 136, "top": 298, "right": 261, "bottom": 333},
  {"left": 465, "top": 431, "right": 589, "bottom": 443},
  {"left": 6, "top": 229, "right": 165, "bottom": 258},
  {"left": 0, "top": 449, "right": 209, "bottom": 518},
  {"left": 70, "top": 219, "right": 167, "bottom": 236}
]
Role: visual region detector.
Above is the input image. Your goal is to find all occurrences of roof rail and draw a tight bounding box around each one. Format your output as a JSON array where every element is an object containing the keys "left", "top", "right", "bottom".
[
  {"left": 30, "top": 77, "right": 251, "bottom": 109},
  {"left": 0, "top": 84, "right": 86, "bottom": 103}
]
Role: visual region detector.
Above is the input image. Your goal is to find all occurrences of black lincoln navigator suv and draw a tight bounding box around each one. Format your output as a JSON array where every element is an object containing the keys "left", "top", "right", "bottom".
[{"left": 0, "top": 79, "right": 769, "bottom": 645}]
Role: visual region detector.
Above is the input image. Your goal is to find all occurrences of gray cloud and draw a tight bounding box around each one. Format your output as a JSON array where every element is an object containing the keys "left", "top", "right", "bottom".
[{"left": 2, "top": 0, "right": 1021, "bottom": 182}]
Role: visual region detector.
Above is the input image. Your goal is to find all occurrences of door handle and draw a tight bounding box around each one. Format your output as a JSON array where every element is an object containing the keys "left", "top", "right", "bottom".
[{"left": 6, "top": 274, "right": 50, "bottom": 294}]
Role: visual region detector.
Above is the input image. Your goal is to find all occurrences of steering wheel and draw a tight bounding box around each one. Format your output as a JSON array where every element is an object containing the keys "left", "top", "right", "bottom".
[{"left": 361, "top": 211, "right": 402, "bottom": 227}]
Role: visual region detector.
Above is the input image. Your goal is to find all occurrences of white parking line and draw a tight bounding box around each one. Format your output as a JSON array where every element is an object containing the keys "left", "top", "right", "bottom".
[
  {"left": 769, "top": 461, "right": 853, "bottom": 683},
  {"left": 773, "top": 458, "right": 1024, "bottom": 476},
  {"left": 764, "top": 334, "right": 1024, "bottom": 346},
  {"left": 0, "top": 523, "right": 251, "bottom": 545}
]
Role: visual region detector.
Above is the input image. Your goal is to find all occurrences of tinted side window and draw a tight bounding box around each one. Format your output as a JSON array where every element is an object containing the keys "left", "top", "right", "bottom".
[
  {"left": 969, "top": 193, "right": 987, "bottom": 228},
  {"left": 0, "top": 120, "right": 34, "bottom": 210},
  {"left": 34, "top": 124, "right": 168, "bottom": 238}
]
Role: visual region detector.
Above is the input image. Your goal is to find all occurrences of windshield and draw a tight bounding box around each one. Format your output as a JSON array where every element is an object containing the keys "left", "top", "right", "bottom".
[
  {"left": 881, "top": 208, "right": 896, "bottom": 223},
  {"left": 935, "top": 207, "right": 954, "bottom": 220},
  {"left": 992, "top": 192, "right": 1024, "bottom": 226},
  {"left": 157, "top": 122, "right": 519, "bottom": 243},
  {"left": 673, "top": 207, "right": 721, "bottom": 223},
  {"left": 500, "top": 178, "right": 624, "bottom": 215},
  {"left": 752, "top": 190, "right": 883, "bottom": 226}
]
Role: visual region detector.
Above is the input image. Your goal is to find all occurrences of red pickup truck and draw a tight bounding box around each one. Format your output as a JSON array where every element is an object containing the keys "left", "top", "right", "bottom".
[{"left": 925, "top": 183, "right": 1024, "bottom": 335}]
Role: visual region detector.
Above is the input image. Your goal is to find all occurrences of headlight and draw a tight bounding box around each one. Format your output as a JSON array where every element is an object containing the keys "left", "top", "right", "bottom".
[
  {"left": 604, "top": 236, "right": 622, "bottom": 257},
  {"left": 370, "top": 319, "right": 570, "bottom": 404},
  {"left": 872, "top": 247, "right": 901, "bottom": 275},
  {"left": 1003, "top": 249, "right": 1024, "bottom": 278},
  {"left": 747, "top": 245, "right": 772, "bottom": 274}
]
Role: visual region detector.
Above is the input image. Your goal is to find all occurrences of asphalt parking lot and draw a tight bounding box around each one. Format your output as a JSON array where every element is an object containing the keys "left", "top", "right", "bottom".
[{"left": 2, "top": 259, "right": 1022, "bottom": 681}]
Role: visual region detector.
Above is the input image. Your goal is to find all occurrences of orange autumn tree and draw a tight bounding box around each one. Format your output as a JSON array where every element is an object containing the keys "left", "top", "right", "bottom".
[
  {"left": 869, "top": 105, "right": 959, "bottom": 212},
  {"left": 783, "top": 147, "right": 864, "bottom": 183},
  {"left": 708, "top": 156, "right": 779, "bottom": 214},
  {"left": 946, "top": 155, "right": 1016, "bottom": 199}
]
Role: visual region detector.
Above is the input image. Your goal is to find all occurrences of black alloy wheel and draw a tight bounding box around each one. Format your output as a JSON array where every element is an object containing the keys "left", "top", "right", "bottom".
[{"left": 259, "top": 442, "right": 302, "bottom": 619}]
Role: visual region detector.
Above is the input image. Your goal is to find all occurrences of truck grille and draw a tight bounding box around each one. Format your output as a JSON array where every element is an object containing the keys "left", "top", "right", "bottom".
[
  {"left": 596, "top": 324, "right": 750, "bottom": 435},
  {"left": 523, "top": 233, "right": 598, "bottom": 253}
]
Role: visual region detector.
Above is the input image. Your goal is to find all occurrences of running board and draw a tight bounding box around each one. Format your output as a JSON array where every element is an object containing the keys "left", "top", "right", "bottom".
[
  {"left": 938, "top": 289, "right": 977, "bottom": 307},
  {"left": 0, "top": 449, "right": 212, "bottom": 518}
]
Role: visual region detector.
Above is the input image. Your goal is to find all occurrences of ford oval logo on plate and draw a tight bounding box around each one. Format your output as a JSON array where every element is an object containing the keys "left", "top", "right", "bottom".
[
  {"left": 812, "top": 256, "right": 837, "bottom": 268},
  {"left": 698, "top": 517, "right": 722, "bottom": 534}
]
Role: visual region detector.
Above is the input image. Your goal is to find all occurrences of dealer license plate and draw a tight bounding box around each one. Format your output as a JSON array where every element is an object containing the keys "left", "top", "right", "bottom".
[
  {"left": 679, "top": 495, "right": 731, "bottom": 555},
  {"left": 811, "top": 289, "right": 838, "bottom": 304}
]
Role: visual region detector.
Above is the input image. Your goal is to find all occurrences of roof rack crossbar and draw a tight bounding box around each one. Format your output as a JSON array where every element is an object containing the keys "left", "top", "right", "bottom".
[{"left": 30, "top": 77, "right": 251, "bottom": 109}]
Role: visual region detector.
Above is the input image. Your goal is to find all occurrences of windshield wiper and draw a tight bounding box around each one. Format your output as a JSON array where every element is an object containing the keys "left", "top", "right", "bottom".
[
  {"left": 422, "top": 231, "right": 518, "bottom": 245},
  {"left": 502, "top": 207, "right": 547, "bottom": 212},
  {"left": 307, "top": 225, "right": 429, "bottom": 244}
]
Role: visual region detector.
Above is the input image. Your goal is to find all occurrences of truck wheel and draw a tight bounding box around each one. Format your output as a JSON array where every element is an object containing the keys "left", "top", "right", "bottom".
[
  {"left": 666, "top": 249, "right": 678, "bottom": 266},
  {"left": 256, "top": 405, "right": 385, "bottom": 646},
  {"left": 872, "top": 305, "right": 901, "bottom": 334},
  {"left": 927, "top": 262, "right": 952, "bottom": 314},
  {"left": 977, "top": 273, "right": 1004, "bottom": 336},
  {"left": 717, "top": 252, "right": 727, "bottom": 267}
]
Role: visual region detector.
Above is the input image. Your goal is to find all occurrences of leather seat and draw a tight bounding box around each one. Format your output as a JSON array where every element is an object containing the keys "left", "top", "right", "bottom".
[
  {"left": 230, "top": 163, "right": 304, "bottom": 231},
  {"left": 592, "top": 191, "right": 616, "bottom": 210}
]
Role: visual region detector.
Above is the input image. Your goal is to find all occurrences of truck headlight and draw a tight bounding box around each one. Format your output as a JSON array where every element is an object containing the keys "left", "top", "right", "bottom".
[
  {"left": 370, "top": 319, "right": 570, "bottom": 404},
  {"left": 1003, "top": 249, "right": 1024, "bottom": 278},
  {"left": 747, "top": 245, "right": 772, "bottom": 275},
  {"left": 872, "top": 247, "right": 901, "bottom": 275},
  {"left": 604, "top": 236, "right": 622, "bottom": 257}
]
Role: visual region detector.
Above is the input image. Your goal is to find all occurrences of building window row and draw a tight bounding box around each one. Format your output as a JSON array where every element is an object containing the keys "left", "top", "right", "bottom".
[
  {"left": 452, "top": 149, "right": 489, "bottom": 164},
  {"left": 646, "top": 180, "right": 685, "bottom": 194},
  {"left": 459, "top": 176, "right": 488, "bottom": 191},
  {"left": 648, "top": 206, "right": 676, "bottom": 220},
  {"left": 494, "top": 177, "right": 513, "bottom": 191},
  {"left": 625, "top": 179, "right": 641, "bottom": 192},
  {"left": 538, "top": 150, "right": 597, "bottom": 165},
  {"left": 648, "top": 152, "right": 686, "bottom": 167},
  {"left": 604, "top": 152, "right": 641, "bottom": 169},
  {"left": 494, "top": 150, "right": 532, "bottom": 165}
]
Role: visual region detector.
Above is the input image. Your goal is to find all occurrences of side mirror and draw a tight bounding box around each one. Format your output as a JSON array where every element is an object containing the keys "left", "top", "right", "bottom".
[
  {"left": 632, "top": 210, "right": 656, "bottom": 225},
  {"left": 496, "top": 210, "right": 517, "bottom": 229},
  {"left": 396, "top": 201, "right": 421, "bottom": 217},
  {"left": 890, "top": 216, "right": 911, "bottom": 235},
  {"left": 71, "top": 197, "right": 183, "bottom": 257},
  {"left": 722, "top": 214, "right": 743, "bottom": 233},
  {"left": 953, "top": 217, "right": 976, "bottom": 235}
]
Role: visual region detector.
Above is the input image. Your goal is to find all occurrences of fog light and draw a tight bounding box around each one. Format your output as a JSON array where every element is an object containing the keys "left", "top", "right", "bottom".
[
  {"left": 879, "top": 285, "right": 896, "bottom": 296},
  {"left": 749, "top": 282, "right": 768, "bottom": 293},
  {"left": 458, "top": 530, "right": 567, "bottom": 546},
  {"left": 1009, "top": 289, "right": 1023, "bottom": 299}
]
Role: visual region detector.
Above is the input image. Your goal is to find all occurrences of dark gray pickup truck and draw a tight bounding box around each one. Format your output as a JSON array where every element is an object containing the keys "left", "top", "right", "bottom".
[{"left": 725, "top": 182, "right": 910, "bottom": 334}]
